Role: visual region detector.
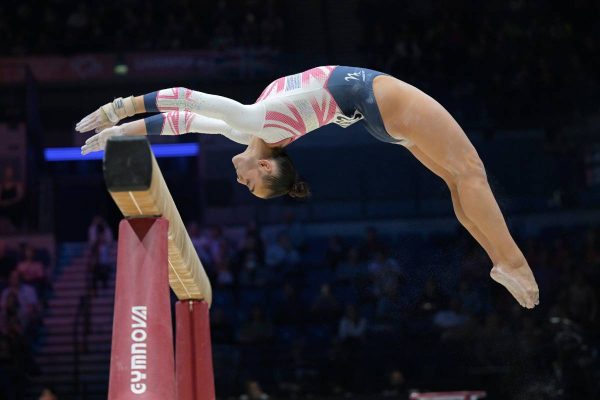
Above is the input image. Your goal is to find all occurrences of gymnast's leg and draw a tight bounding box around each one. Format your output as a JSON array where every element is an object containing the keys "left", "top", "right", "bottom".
[
  {"left": 408, "top": 146, "right": 500, "bottom": 265},
  {"left": 375, "top": 77, "right": 539, "bottom": 308}
]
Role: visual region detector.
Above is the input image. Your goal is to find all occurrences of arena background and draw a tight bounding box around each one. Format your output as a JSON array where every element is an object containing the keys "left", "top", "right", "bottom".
[{"left": 0, "top": 0, "right": 599, "bottom": 399}]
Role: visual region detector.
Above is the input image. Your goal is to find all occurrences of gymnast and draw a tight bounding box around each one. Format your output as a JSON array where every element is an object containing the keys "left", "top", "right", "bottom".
[{"left": 76, "top": 65, "right": 539, "bottom": 309}]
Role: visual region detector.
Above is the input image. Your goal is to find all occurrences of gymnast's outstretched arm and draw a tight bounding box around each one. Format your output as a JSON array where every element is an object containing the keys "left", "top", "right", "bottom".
[
  {"left": 80, "top": 111, "right": 252, "bottom": 155},
  {"left": 76, "top": 88, "right": 266, "bottom": 137}
]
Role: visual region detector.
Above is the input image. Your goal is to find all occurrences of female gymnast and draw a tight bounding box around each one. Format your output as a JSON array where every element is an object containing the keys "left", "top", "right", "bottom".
[{"left": 76, "top": 65, "right": 539, "bottom": 309}]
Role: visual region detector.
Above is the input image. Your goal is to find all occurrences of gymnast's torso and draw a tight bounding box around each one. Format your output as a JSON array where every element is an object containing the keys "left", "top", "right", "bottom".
[{"left": 256, "top": 66, "right": 409, "bottom": 146}]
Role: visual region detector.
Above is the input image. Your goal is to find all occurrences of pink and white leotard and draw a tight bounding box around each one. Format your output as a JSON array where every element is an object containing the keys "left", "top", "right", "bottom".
[
  {"left": 145, "top": 66, "right": 364, "bottom": 145},
  {"left": 254, "top": 65, "right": 363, "bottom": 144}
]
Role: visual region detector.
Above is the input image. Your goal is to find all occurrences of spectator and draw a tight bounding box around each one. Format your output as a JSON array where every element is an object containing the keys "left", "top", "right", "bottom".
[
  {"left": 0, "top": 326, "right": 13, "bottom": 396},
  {"left": 239, "top": 253, "right": 267, "bottom": 287},
  {"left": 260, "top": 5, "right": 285, "bottom": 48},
  {"left": 359, "top": 227, "right": 386, "bottom": 261},
  {"left": 236, "top": 222, "right": 265, "bottom": 266},
  {"left": 240, "top": 13, "right": 260, "bottom": 47},
  {"left": 205, "top": 225, "right": 232, "bottom": 268},
  {"left": 281, "top": 211, "right": 305, "bottom": 250},
  {"left": 368, "top": 251, "right": 403, "bottom": 297},
  {"left": 0, "top": 270, "right": 40, "bottom": 335},
  {"left": 336, "top": 304, "right": 369, "bottom": 394},
  {"left": 277, "top": 338, "right": 310, "bottom": 395},
  {"left": 527, "top": 241, "right": 560, "bottom": 304},
  {"left": 235, "top": 224, "right": 267, "bottom": 286},
  {"left": 338, "top": 304, "right": 367, "bottom": 342},
  {"left": 211, "top": 308, "right": 235, "bottom": 344},
  {"left": 238, "top": 307, "right": 273, "bottom": 344},
  {"left": 563, "top": 272, "right": 597, "bottom": 326},
  {"left": 516, "top": 316, "right": 543, "bottom": 362},
  {"left": 188, "top": 222, "right": 215, "bottom": 268},
  {"left": 415, "top": 279, "right": 448, "bottom": 317},
  {"left": 66, "top": 4, "right": 89, "bottom": 31},
  {"left": 16, "top": 244, "right": 45, "bottom": 289},
  {"left": 432, "top": 299, "right": 468, "bottom": 330},
  {"left": 0, "top": 165, "right": 25, "bottom": 229},
  {"left": 88, "top": 232, "right": 112, "bottom": 295},
  {"left": 240, "top": 380, "right": 270, "bottom": 400},
  {"left": 265, "top": 232, "right": 300, "bottom": 270},
  {"left": 188, "top": 221, "right": 202, "bottom": 251},
  {"left": 215, "top": 259, "right": 235, "bottom": 288},
  {"left": 0, "top": 239, "right": 17, "bottom": 282},
  {"left": 367, "top": 250, "right": 404, "bottom": 320},
  {"left": 0, "top": 286, "right": 19, "bottom": 332},
  {"left": 385, "top": 29, "right": 421, "bottom": 73},
  {"left": 274, "top": 283, "right": 304, "bottom": 325},
  {"left": 459, "top": 245, "right": 490, "bottom": 282},
  {"left": 87, "top": 216, "right": 113, "bottom": 245},
  {"left": 0, "top": 317, "right": 36, "bottom": 400},
  {"left": 583, "top": 228, "right": 600, "bottom": 269},
  {"left": 325, "top": 235, "right": 346, "bottom": 269},
  {"left": 458, "top": 280, "right": 490, "bottom": 317},
  {"left": 382, "top": 369, "right": 407, "bottom": 398},
  {"left": 473, "top": 313, "right": 513, "bottom": 368},
  {"left": 311, "top": 283, "right": 341, "bottom": 322},
  {"left": 211, "top": 17, "right": 235, "bottom": 49},
  {"left": 374, "top": 281, "right": 403, "bottom": 323},
  {"left": 335, "top": 247, "right": 365, "bottom": 282}
]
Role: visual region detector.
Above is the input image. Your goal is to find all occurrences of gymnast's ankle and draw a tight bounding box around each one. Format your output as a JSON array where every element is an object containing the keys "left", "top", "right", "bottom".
[{"left": 495, "top": 255, "right": 528, "bottom": 271}]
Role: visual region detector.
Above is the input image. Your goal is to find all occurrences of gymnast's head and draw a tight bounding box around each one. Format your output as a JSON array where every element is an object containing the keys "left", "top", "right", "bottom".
[{"left": 232, "top": 147, "right": 311, "bottom": 199}]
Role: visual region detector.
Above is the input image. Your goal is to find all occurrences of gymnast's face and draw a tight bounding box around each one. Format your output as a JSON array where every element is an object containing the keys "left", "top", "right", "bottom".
[{"left": 232, "top": 153, "right": 274, "bottom": 198}]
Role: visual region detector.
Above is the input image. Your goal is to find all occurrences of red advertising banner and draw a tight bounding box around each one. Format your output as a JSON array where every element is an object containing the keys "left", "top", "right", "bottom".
[
  {"left": 0, "top": 49, "right": 278, "bottom": 84},
  {"left": 0, "top": 54, "right": 114, "bottom": 83}
]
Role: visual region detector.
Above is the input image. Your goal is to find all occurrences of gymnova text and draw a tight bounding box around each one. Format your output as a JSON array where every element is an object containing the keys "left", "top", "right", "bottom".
[{"left": 130, "top": 306, "right": 148, "bottom": 394}]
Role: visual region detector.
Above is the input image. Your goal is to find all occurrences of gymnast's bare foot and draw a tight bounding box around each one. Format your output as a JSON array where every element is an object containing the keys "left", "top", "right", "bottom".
[{"left": 490, "top": 262, "right": 539, "bottom": 309}]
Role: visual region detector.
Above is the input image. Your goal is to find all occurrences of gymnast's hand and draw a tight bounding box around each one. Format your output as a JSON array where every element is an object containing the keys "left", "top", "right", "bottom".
[
  {"left": 75, "top": 96, "right": 136, "bottom": 133},
  {"left": 80, "top": 126, "right": 125, "bottom": 155}
]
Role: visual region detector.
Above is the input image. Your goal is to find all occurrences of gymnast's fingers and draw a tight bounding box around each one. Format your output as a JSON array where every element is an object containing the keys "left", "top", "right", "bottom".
[
  {"left": 76, "top": 119, "right": 96, "bottom": 133},
  {"left": 76, "top": 110, "right": 101, "bottom": 132},
  {"left": 80, "top": 144, "right": 96, "bottom": 155},
  {"left": 85, "top": 133, "right": 100, "bottom": 146},
  {"left": 75, "top": 113, "right": 94, "bottom": 131}
]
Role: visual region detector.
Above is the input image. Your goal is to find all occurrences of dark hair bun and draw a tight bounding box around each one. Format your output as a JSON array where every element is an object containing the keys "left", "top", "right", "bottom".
[{"left": 289, "top": 181, "right": 311, "bottom": 199}]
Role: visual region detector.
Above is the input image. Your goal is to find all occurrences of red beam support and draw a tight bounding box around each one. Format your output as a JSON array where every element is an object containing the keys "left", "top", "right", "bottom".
[
  {"left": 108, "top": 218, "right": 176, "bottom": 400},
  {"left": 176, "top": 300, "right": 216, "bottom": 400}
]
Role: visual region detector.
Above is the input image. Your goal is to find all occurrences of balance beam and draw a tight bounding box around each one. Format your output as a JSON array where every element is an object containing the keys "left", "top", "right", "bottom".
[
  {"left": 104, "top": 136, "right": 215, "bottom": 400},
  {"left": 103, "top": 136, "right": 212, "bottom": 303}
]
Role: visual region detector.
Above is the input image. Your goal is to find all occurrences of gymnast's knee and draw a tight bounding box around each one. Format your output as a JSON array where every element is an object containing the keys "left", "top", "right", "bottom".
[{"left": 452, "top": 155, "right": 488, "bottom": 189}]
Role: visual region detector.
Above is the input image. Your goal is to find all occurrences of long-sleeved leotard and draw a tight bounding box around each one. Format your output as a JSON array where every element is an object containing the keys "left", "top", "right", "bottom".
[{"left": 140, "top": 66, "right": 365, "bottom": 145}]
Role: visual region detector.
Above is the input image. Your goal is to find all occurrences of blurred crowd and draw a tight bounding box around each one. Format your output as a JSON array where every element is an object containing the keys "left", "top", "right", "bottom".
[
  {"left": 0, "top": 164, "right": 26, "bottom": 233},
  {"left": 1, "top": 211, "right": 598, "bottom": 398},
  {"left": 0, "top": 239, "right": 52, "bottom": 399},
  {"left": 185, "top": 216, "right": 600, "bottom": 399},
  {"left": 1, "top": 0, "right": 598, "bottom": 130},
  {"left": 86, "top": 216, "right": 114, "bottom": 297},
  {"left": 359, "top": 0, "right": 599, "bottom": 125},
  {"left": 0, "top": 0, "right": 286, "bottom": 55},
  {"left": 0, "top": 214, "right": 115, "bottom": 400}
]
